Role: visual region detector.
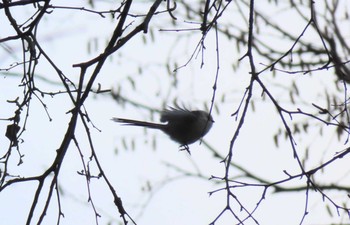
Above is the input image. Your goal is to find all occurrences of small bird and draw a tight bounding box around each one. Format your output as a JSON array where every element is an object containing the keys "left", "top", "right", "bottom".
[{"left": 112, "top": 107, "right": 214, "bottom": 153}]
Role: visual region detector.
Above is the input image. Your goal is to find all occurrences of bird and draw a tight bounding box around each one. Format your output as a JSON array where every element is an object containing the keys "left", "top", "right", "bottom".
[{"left": 112, "top": 107, "right": 214, "bottom": 153}]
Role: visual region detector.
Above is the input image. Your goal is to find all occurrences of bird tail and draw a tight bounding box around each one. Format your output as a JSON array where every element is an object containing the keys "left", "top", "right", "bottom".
[{"left": 112, "top": 118, "right": 165, "bottom": 129}]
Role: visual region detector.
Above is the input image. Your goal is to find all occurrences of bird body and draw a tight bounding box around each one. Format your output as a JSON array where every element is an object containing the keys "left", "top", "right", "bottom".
[{"left": 112, "top": 107, "right": 213, "bottom": 151}]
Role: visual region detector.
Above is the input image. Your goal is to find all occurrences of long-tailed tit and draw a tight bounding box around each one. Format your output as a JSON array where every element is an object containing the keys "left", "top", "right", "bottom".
[{"left": 112, "top": 107, "right": 214, "bottom": 153}]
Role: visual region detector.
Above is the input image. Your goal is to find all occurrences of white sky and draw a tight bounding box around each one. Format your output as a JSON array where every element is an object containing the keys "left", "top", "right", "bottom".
[{"left": 0, "top": 1, "right": 349, "bottom": 225}]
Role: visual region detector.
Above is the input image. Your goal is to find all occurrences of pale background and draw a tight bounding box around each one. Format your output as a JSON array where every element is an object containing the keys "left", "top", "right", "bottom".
[{"left": 0, "top": 1, "right": 349, "bottom": 225}]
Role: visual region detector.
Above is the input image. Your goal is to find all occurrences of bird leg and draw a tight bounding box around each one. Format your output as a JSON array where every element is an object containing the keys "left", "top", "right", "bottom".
[{"left": 179, "top": 144, "right": 191, "bottom": 155}]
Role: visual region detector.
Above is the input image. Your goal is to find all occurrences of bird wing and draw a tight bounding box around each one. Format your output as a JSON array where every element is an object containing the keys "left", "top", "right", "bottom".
[{"left": 160, "top": 107, "right": 196, "bottom": 123}]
